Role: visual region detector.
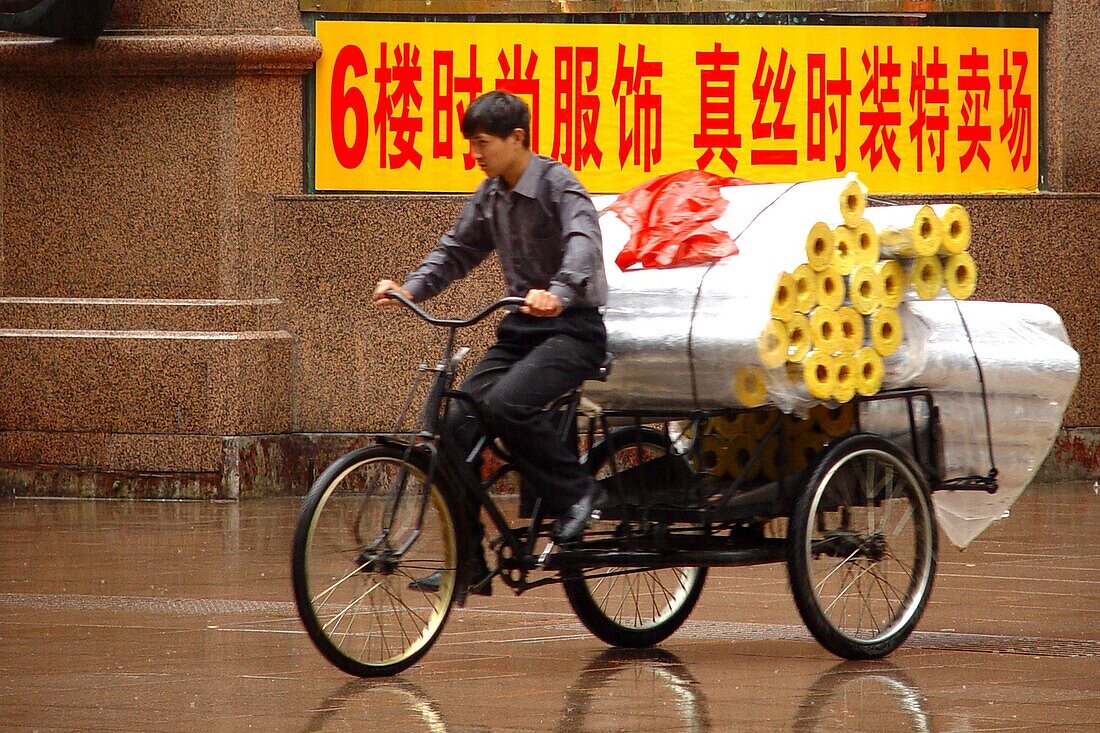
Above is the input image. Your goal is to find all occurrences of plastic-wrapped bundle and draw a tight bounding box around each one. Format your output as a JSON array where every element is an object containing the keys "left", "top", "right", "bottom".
[
  {"left": 586, "top": 180, "right": 1079, "bottom": 550},
  {"left": 861, "top": 300, "right": 1080, "bottom": 547},
  {"left": 883, "top": 300, "right": 1079, "bottom": 399},
  {"left": 588, "top": 177, "right": 868, "bottom": 411}
]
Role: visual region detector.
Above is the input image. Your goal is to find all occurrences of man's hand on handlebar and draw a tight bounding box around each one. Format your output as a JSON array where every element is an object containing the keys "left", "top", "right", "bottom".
[
  {"left": 522, "top": 289, "right": 562, "bottom": 317},
  {"left": 373, "top": 279, "right": 413, "bottom": 306}
]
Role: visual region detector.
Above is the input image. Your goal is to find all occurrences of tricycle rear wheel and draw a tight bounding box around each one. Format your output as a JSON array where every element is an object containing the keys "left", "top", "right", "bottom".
[
  {"left": 564, "top": 427, "right": 707, "bottom": 647},
  {"left": 787, "top": 433, "right": 937, "bottom": 659}
]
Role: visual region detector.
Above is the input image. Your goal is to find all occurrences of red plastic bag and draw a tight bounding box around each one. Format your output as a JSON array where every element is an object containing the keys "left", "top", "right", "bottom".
[{"left": 610, "top": 170, "right": 752, "bottom": 271}]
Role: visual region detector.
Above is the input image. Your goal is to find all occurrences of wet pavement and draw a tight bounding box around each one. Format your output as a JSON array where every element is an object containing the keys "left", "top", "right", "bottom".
[{"left": 2, "top": 481, "right": 1097, "bottom": 732}]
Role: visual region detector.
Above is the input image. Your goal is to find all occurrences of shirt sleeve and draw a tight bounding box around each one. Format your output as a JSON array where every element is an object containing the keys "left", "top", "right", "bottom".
[
  {"left": 403, "top": 189, "right": 495, "bottom": 303},
  {"left": 547, "top": 173, "right": 608, "bottom": 310}
]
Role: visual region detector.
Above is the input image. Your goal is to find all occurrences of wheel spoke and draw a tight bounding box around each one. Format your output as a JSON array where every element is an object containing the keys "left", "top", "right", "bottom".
[
  {"left": 311, "top": 558, "right": 373, "bottom": 607},
  {"left": 321, "top": 582, "right": 380, "bottom": 634}
]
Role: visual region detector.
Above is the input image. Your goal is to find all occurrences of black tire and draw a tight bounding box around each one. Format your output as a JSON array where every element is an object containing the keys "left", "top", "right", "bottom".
[
  {"left": 292, "top": 444, "right": 463, "bottom": 677},
  {"left": 787, "top": 434, "right": 938, "bottom": 660},
  {"left": 563, "top": 427, "right": 707, "bottom": 648}
]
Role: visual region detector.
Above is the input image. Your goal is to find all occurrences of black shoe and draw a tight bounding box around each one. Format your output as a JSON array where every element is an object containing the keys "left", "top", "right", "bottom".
[
  {"left": 408, "top": 556, "right": 493, "bottom": 597},
  {"left": 551, "top": 482, "right": 608, "bottom": 544}
]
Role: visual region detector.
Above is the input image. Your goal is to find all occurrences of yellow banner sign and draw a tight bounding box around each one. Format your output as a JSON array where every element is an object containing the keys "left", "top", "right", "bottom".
[{"left": 313, "top": 21, "right": 1039, "bottom": 194}]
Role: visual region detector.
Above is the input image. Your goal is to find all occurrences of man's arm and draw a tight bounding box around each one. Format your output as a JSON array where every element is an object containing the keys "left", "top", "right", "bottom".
[
  {"left": 546, "top": 176, "right": 607, "bottom": 311},
  {"left": 401, "top": 192, "right": 494, "bottom": 303}
]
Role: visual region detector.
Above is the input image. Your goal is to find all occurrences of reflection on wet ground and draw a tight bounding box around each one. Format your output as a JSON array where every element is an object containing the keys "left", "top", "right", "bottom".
[{"left": 1, "top": 482, "right": 1097, "bottom": 732}]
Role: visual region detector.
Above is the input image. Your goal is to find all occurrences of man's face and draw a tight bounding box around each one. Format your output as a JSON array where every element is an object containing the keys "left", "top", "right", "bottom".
[{"left": 468, "top": 129, "right": 526, "bottom": 180}]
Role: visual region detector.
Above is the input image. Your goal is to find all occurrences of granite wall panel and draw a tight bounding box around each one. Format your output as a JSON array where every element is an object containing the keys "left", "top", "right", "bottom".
[{"left": 269, "top": 195, "right": 503, "bottom": 433}]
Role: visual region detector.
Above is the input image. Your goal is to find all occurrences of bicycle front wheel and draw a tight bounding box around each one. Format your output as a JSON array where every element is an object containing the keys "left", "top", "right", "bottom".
[
  {"left": 292, "top": 444, "right": 462, "bottom": 677},
  {"left": 787, "top": 434, "right": 938, "bottom": 660}
]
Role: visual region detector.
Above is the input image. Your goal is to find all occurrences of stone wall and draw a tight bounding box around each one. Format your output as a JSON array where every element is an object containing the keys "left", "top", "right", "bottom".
[
  {"left": 0, "top": 1, "right": 319, "bottom": 497},
  {"left": 1, "top": 1, "right": 1097, "bottom": 498}
]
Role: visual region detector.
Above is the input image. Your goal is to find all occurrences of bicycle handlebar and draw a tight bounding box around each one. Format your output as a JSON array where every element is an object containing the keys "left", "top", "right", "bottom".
[{"left": 382, "top": 290, "right": 527, "bottom": 328}]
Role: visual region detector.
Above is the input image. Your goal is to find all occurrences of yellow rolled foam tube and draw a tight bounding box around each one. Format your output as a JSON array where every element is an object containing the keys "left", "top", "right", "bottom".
[
  {"left": 792, "top": 263, "right": 817, "bottom": 313},
  {"left": 853, "top": 219, "right": 881, "bottom": 266},
  {"left": 815, "top": 266, "right": 845, "bottom": 310},
  {"left": 771, "top": 271, "right": 798, "bottom": 321},
  {"left": 875, "top": 259, "right": 905, "bottom": 309},
  {"left": 809, "top": 307, "right": 841, "bottom": 353},
  {"left": 944, "top": 252, "right": 978, "bottom": 300},
  {"left": 734, "top": 366, "right": 769, "bottom": 408},
  {"left": 831, "top": 225, "right": 858, "bottom": 276},
  {"left": 760, "top": 440, "right": 784, "bottom": 481},
  {"left": 802, "top": 350, "right": 836, "bottom": 401},
  {"left": 758, "top": 318, "right": 790, "bottom": 369},
  {"left": 864, "top": 204, "right": 943, "bottom": 257},
  {"left": 870, "top": 308, "right": 903, "bottom": 357},
  {"left": 839, "top": 178, "right": 867, "bottom": 227},
  {"left": 805, "top": 222, "right": 836, "bottom": 272},
  {"left": 786, "top": 312, "right": 812, "bottom": 363},
  {"left": 932, "top": 203, "right": 971, "bottom": 254},
  {"left": 697, "top": 435, "right": 732, "bottom": 477},
  {"left": 726, "top": 432, "right": 758, "bottom": 479},
  {"left": 792, "top": 431, "right": 827, "bottom": 473},
  {"left": 782, "top": 411, "right": 814, "bottom": 437},
  {"left": 810, "top": 403, "right": 855, "bottom": 438},
  {"left": 847, "top": 264, "right": 881, "bottom": 315},
  {"left": 836, "top": 306, "right": 866, "bottom": 353},
  {"left": 833, "top": 352, "right": 857, "bottom": 404},
  {"left": 854, "top": 346, "right": 885, "bottom": 396},
  {"left": 707, "top": 415, "right": 739, "bottom": 439},
  {"left": 907, "top": 255, "right": 944, "bottom": 300},
  {"left": 745, "top": 409, "right": 780, "bottom": 439}
]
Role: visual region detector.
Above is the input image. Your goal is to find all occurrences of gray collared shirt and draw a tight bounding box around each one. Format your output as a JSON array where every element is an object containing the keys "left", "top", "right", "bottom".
[{"left": 404, "top": 155, "right": 608, "bottom": 310}]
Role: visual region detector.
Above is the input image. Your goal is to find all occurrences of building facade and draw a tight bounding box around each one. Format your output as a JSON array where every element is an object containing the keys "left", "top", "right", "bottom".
[{"left": 0, "top": 0, "right": 1096, "bottom": 499}]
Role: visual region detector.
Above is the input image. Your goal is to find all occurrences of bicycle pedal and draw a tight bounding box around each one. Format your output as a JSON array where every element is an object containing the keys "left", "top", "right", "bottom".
[{"left": 537, "top": 540, "right": 555, "bottom": 566}]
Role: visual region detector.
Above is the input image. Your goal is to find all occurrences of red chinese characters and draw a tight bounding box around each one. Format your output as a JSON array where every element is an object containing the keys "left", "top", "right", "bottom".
[
  {"left": 324, "top": 30, "right": 1038, "bottom": 189},
  {"left": 496, "top": 45, "right": 541, "bottom": 151},
  {"left": 998, "top": 49, "right": 1032, "bottom": 172},
  {"left": 908, "top": 46, "right": 950, "bottom": 173},
  {"left": 433, "top": 46, "right": 482, "bottom": 170},
  {"left": 552, "top": 46, "right": 603, "bottom": 171},
  {"left": 694, "top": 43, "right": 742, "bottom": 174},
  {"left": 750, "top": 48, "right": 797, "bottom": 166},
  {"left": 612, "top": 44, "right": 663, "bottom": 172},
  {"left": 957, "top": 47, "right": 992, "bottom": 172},
  {"left": 374, "top": 42, "right": 424, "bottom": 170},
  {"left": 807, "top": 49, "right": 852, "bottom": 173},
  {"left": 859, "top": 45, "right": 903, "bottom": 172}
]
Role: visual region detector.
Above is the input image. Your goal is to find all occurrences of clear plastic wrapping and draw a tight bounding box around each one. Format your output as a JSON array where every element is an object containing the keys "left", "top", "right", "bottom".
[{"left": 863, "top": 300, "right": 1080, "bottom": 547}]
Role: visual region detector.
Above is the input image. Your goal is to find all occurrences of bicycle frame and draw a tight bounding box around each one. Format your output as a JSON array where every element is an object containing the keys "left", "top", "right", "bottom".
[
  {"left": 369, "top": 293, "right": 996, "bottom": 594},
  {"left": 372, "top": 294, "right": 544, "bottom": 573}
]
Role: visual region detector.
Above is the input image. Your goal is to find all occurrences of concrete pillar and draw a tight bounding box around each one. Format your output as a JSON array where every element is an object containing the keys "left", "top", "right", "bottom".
[{"left": 0, "top": 1, "right": 320, "bottom": 497}]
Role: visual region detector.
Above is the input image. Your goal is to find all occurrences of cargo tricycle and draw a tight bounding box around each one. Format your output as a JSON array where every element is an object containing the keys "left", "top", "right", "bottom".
[{"left": 291, "top": 295, "right": 986, "bottom": 677}]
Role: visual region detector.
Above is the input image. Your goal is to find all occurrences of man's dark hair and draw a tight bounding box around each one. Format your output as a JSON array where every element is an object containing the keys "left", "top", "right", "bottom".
[{"left": 461, "top": 91, "right": 531, "bottom": 148}]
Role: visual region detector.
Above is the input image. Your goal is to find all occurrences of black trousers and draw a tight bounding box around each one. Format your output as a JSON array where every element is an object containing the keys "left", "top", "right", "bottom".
[{"left": 441, "top": 308, "right": 606, "bottom": 546}]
